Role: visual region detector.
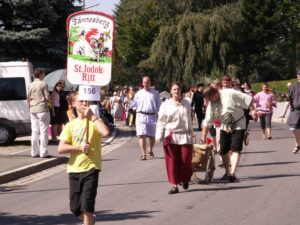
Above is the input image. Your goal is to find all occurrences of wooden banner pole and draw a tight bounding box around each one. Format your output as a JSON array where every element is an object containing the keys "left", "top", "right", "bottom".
[{"left": 86, "top": 101, "right": 89, "bottom": 144}]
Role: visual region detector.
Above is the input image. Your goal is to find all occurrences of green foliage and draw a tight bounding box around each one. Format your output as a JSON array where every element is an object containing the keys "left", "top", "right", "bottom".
[
  {"left": 252, "top": 79, "right": 296, "bottom": 101},
  {"left": 239, "top": 0, "right": 300, "bottom": 82},
  {"left": 113, "top": 0, "right": 300, "bottom": 88},
  {"left": 0, "top": 0, "right": 81, "bottom": 70},
  {"left": 139, "top": 2, "right": 241, "bottom": 90},
  {"left": 0, "top": 28, "right": 50, "bottom": 41},
  {"left": 0, "top": 0, "right": 298, "bottom": 86},
  {"left": 112, "top": 0, "right": 163, "bottom": 86},
  {"left": 114, "top": 0, "right": 242, "bottom": 88},
  {"left": 114, "top": 0, "right": 161, "bottom": 72}
]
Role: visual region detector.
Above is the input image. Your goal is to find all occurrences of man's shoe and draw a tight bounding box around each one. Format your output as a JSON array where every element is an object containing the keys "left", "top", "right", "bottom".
[
  {"left": 49, "top": 140, "right": 59, "bottom": 144},
  {"left": 168, "top": 186, "right": 179, "bottom": 194},
  {"left": 229, "top": 174, "right": 237, "bottom": 182},
  {"left": 182, "top": 182, "right": 189, "bottom": 190},
  {"left": 31, "top": 154, "right": 40, "bottom": 158},
  {"left": 220, "top": 174, "right": 229, "bottom": 180}
]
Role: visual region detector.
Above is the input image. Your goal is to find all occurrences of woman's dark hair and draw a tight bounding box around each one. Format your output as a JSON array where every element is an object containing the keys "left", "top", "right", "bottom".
[
  {"left": 197, "top": 83, "right": 204, "bottom": 88},
  {"left": 170, "top": 82, "right": 181, "bottom": 90},
  {"left": 244, "top": 82, "right": 252, "bottom": 89},
  {"left": 53, "top": 81, "right": 62, "bottom": 92}
]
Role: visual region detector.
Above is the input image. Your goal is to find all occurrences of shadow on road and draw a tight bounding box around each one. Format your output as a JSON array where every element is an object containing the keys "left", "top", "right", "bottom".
[
  {"left": 0, "top": 185, "right": 69, "bottom": 195},
  {"left": 242, "top": 150, "right": 276, "bottom": 154},
  {"left": 0, "top": 212, "right": 79, "bottom": 225},
  {"left": 239, "top": 161, "right": 297, "bottom": 167},
  {"left": 0, "top": 209, "right": 160, "bottom": 224},
  {"left": 100, "top": 180, "right": 167, "bottom": 188},
  {"left": 97, "top": 209, "right": 160, "bottom": 221},
  {"left": 188, "top": 184, "right": 262, "bottom": 192},
  {"left": 241, "top": 173, "right": 300, "bottom": 181}
]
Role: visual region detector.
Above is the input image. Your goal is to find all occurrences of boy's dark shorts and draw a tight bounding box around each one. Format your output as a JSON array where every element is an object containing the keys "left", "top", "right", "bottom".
[
  {"left": 69, "top": 168, "right": 99, "bottom": 217},
  {"left": 208, "top": 126, "right": 216, "bottom": 137},
  {"left": 220, "top": 129, "right": 245, "bottom": 155}
]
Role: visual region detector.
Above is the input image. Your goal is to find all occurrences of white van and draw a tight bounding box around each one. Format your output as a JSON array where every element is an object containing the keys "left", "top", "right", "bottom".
[{"left": 0, "top": 61, "right": 33, "bottom": 145}]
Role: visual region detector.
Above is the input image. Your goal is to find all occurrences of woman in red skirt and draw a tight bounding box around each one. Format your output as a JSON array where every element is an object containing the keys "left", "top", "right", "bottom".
[{"left": 155, "top": 82, "right": 194, "bottom": 194}]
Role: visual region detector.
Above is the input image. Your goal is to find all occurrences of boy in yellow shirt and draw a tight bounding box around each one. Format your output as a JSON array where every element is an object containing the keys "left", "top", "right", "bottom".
[{"left": 58, "top": 91, "right": 109, "bottom": 225}]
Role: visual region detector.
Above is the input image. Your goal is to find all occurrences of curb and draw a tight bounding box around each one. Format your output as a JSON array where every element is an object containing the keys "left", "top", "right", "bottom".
[
  {"left": 0, "top": 157, "right": 68, "bottom": 184},
  {"left": 0, "top": 127, "right": 121, "bottom": 185}
]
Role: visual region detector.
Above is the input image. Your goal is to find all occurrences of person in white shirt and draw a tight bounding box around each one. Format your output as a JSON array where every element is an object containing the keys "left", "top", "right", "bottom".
[
  {"left": 27, "top": 68, "right": 51, "bottom": 158},
  {"left": 156, "top": 82, "right": 193, "bottom": 194},
  {"left": 132, "top": 75, "right": 161, "bottom": 160},
  {"left": 201, "top": 86, "right": 258, "bottom": 182}
]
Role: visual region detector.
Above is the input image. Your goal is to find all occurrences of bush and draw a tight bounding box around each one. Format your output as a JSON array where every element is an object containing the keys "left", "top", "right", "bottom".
[{"left": 251, "top": 79, "right": 296, "bottom": 102}]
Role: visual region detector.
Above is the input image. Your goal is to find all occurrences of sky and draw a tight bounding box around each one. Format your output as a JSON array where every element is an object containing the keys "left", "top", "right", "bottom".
[{"left": 84, "top": 0, "right": 121, "bottom": 15}]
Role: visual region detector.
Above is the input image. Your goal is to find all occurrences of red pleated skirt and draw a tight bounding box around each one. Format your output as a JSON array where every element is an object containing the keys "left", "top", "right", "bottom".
[{"left": 164, "top": 143, "right": 193, "bottom": 185}]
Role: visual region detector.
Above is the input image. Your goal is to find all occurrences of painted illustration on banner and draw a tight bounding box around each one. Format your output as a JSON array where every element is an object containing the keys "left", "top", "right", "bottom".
[{"left": 67, "top": 11, "right": 114, "bottom": 86}]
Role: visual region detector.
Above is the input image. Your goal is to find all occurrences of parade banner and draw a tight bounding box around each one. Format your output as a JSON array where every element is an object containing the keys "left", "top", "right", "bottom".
[{"left": 66, "top": 11, "right": 114, "bottom": 86}]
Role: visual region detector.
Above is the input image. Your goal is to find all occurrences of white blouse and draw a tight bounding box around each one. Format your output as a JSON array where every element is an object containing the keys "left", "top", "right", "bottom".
[{"left": 156, "top": 98, "right": 193, "bottom": 145}]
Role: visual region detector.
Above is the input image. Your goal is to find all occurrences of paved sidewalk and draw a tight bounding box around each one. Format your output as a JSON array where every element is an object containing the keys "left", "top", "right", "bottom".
[{"left": 0, "top": 122, "right": 135, "bottom": 184}]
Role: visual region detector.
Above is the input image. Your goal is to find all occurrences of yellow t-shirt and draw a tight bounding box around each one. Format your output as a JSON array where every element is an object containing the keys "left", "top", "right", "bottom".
[{"left": 59, "top": 118, "right": 102, "bottom": 173}]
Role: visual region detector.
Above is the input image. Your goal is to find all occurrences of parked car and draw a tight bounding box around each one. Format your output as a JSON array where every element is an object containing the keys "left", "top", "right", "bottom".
[{"left": 0, "top": 61, "right": 33, "bottom": 145}]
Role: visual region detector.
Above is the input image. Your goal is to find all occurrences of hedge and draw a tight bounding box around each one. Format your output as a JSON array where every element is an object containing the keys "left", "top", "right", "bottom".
[{"left": 251, "top": 79, "right": 296, "bottom": 102}]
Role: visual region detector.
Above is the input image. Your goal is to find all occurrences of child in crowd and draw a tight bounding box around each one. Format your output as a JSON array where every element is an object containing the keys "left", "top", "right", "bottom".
[{"left": 58, "top": 91, "right": 110, "bottom": 225}]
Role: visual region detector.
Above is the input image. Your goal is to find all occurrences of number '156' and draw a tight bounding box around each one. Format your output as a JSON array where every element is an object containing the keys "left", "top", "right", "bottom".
[{"left": 83, "top": 88, "right": 96, "bottom": 94}]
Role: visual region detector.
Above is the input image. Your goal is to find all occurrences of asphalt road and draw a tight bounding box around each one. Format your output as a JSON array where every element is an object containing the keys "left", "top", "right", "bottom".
[{"left": 1, "top": 119, "right": 300, "bottom": 225}]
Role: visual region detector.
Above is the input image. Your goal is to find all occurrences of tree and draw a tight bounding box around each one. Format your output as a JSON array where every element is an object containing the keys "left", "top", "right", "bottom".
[
  {"left": 114, "top": 0, "right": 240, "bottom": 88},
  {"left": 0, "top": 0, "right": 81, "bottom": 70},
  {"left": 239, "top": 0, "right": 284, "bottom": 81},
  {"left": 113, "top": 0, "right": 161, "bottom": 85},
  {"left": 139, "top": 3, "right": 241, "bottom": 90},
  {"left": 277, "top": 0, "right": 300, "bottom": 77}
]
